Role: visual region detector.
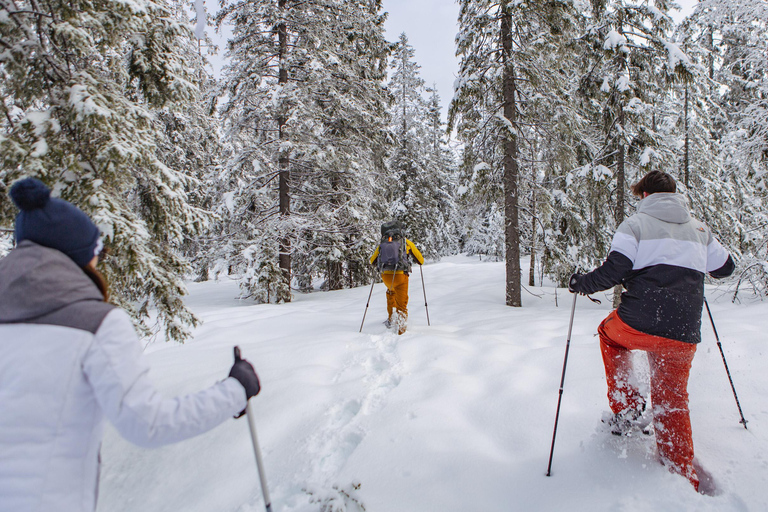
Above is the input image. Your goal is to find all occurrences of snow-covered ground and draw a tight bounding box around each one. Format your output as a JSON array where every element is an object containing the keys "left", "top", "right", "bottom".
[{"left": 98, "top": 255, "right": 768, "bottom": 512}]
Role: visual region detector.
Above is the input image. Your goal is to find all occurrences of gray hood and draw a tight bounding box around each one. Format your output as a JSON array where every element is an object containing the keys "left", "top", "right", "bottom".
[
  {"left": 0, "top": 241, "right": 103, "bottom": 323},
  {"left": 636, "top": 193, "right": 690, "bottom": 224}
]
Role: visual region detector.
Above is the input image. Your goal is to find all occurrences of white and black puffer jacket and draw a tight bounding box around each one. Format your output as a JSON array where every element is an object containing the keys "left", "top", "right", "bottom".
[
  {"left": 576, "top": 193, "right": 734, "bottom": 343},
  {"left": 0, "top": 242, "right": 247, "bottom": 512}
]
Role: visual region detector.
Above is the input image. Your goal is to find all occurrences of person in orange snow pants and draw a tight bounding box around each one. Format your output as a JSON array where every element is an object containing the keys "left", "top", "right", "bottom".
[
  {"left": 568, "top": 171, "right": 735, "bottom": 492},
  {"left": 369, "top": 221, "right": 424, "bottom": 335}
]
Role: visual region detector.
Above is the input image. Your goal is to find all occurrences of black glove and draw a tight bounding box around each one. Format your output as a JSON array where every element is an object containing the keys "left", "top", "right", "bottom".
[
  {"left": 568, "top": 273, "right": 584, "bottom": 294},
  {"left": 230, "top": 347, "right": 260, "bottom": 417}
]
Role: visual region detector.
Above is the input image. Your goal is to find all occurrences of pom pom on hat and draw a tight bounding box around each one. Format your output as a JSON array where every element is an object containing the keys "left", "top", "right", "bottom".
[
  {"left": 10, "top": 177, "right": 101, "bottom": 268},
  {"left": 10, "top": 178, "right": 51, "bottom": 211}
]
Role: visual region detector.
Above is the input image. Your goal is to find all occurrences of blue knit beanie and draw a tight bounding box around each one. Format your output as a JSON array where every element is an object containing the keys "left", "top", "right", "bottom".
[{"left": 10, "top": 178, "right": 101, "bottom": 268}]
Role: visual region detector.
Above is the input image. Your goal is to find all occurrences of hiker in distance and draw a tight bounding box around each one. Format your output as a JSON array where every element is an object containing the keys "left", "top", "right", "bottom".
[
  {"left": 568, "top": 171, "right": 734, "bottom": 492},
  {"left": 0, "top": 178, "right": 262, "bottom": 512},
  {"left": 369, "top": 220, "right": 424, "bottom": 335}
]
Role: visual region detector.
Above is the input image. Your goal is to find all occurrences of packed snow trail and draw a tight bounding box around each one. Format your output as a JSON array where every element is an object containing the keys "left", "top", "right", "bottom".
[{"left": 98, "top": 256, "right": 767, "bottom": 512}]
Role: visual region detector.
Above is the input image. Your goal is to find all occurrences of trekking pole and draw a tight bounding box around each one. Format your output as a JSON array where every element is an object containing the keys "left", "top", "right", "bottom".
[
  {"left": 419, "top": 264, "right": 430, "bottom": 326},
  {"left": 359, "top": 279, "right": 376, "bottom": 333},
  {"left": 546, "top": 293, "right": 578, "bottom": 477},
  {"left": 703, "top": 297, "right": 748, "bottom": 429},
  {"left": 234, "top": 347, "right": 274, "bottom": 512}
]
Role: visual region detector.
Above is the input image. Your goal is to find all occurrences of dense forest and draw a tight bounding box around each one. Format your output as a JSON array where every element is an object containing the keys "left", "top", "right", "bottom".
[{"left": 1, "top": 0, "right": 766, "bottom": 341}]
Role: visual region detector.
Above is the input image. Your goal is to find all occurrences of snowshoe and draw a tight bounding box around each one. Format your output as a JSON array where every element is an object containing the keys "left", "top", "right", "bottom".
[
  {"left": 603, "top": 406, "right": 653, "bottom": 437},
  {"left": 383, "top": 318, "right": 392, "bottom": 328}
]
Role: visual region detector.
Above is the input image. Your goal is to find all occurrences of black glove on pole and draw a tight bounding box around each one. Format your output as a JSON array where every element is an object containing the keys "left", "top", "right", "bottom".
[
  {"left": 230, "top": 347, "right": 261, "bottom": 408},
  {"left": 568, "top": 273, "right": 581, "bottom": 293},
  {"left": 568, "top": 273, "right": 602, "bottom": 305},
  {"left": 233, "top": 347, "right": 273, "bottom": 512}
]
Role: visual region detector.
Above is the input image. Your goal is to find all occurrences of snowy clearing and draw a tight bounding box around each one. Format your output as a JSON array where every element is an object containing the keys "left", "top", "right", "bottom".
[{"left": 98, "top": 255, "right": 768, "bottom": 512}]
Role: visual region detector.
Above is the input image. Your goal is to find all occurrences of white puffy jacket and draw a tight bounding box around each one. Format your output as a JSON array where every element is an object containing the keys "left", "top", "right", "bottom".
[{"left": 0, "top": 242, "right": 247, "bottom": 512}]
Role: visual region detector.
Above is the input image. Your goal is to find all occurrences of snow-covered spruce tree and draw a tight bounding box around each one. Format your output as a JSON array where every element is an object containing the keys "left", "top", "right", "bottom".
[
  {"left": 295, "top": 0, "right": 391, "bottom": 292},
  {"left": 424, "top": 86, "right": 460, "bottom": 257},
  {"left": 450, "top": 0, "right": 579, "bottom": 305},
  {"left": 668, "top": 14, "right": 745, "bottom": 260},
  {"left": 545, "top": 0, "right": 692, "bottom": 303},
  {"left": 217, "top": 0, "right": 391, "bottom": 299},
  {"left": 158, "top": 1, "right": 228, "bottom": 284},
  {"left": 0, "top": 0, "right": 209, "bottom": 341},
  {"left": 386, "top": 34, "right": 457, "bottom": 260},
  {"left": 687, "top": 0, "right": 768, "bottom": 298}
]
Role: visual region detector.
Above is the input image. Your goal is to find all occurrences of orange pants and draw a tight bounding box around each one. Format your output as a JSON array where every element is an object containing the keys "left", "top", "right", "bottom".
[
  {"left": 381, "top": 272, "right": 409, "bottom": 334},
  {"left": 598, "top": 310, "right": 699, "bottom": 490}
]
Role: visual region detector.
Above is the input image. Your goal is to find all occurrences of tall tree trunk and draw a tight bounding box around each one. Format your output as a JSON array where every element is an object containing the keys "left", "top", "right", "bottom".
[
  {"left": 613, "top": 106, "right": 626, "bottom": 309},
  {"left": 328, "top": 173, "right": 343, "bottom": 291},
  {"left": 501, "top": 5, "right": 522, "bottom": 307},
  {"left": 684, "top": 85, "right": 690, "bottom": 188},
  {"left": 277, "top": 0, "right": 291, "bottom": 302},
  {"left": 706, "top": 28, "right": 715, "bottom": 89},
  {"left": 328, "top": 262, "right": 343, "bottom": 290},
  {"left": 529, "top": 142, "right": 537, "bottom": 287}
]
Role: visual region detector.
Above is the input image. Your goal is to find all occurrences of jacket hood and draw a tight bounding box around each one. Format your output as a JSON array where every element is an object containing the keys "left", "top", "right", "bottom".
[
  {"left": 636, "top": 193, "right": 690, "bottom": 224},
  {"left": 0, "top": 241, "right": 103, "bottom": 323}
]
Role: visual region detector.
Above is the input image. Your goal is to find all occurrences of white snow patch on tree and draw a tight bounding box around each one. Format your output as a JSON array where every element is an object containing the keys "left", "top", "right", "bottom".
[
  {"left": 603, "top": 30, "right": 627, "bottom": 50},
  {"left": 194, "top": 0, "right": 206, "bottom": 40},
  {"left": 639, "top": 147, "right": 657, "bottom": 166},
  {"left": 663, "top": 41, "right": 691, "bottom": 71}
]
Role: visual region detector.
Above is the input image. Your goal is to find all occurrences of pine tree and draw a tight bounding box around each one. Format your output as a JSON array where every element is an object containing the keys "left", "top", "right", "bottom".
[
  {"left": 542, "top": 0, "right": 692, "bottom": 300},
  {"left": 217, "top": 0, "right": 391, "bottom": 300},
  {"left": 0, "top": 0, "right": 211, "bottom": 341},
  {"left": 687, "top": 0, "right": 768, "bottom": 298},
  {"left": 387, "top": 34, "right": 457, "bottom": 259},
  {"left": 450, "top": 0, "right": 579, "bottom": 305}
]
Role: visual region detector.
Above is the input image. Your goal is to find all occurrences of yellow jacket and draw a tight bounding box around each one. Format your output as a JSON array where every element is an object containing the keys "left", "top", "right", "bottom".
[{"left": 369, "top": 238, "right": 424, "bottom": 274}]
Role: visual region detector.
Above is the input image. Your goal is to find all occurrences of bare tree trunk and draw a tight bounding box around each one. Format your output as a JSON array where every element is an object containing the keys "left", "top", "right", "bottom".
[
  {"left": 501, "top": 5, "right": 522, "bottom": 307},
  {"left": 613, "top": 106, "right": 626, "bottom": 309},
  {"left": 328, "top": 173, "right": 343, "bottom": 291},
  {"left": 684, "top": 85, "right": 690, "bottom": 188},
  {"left": 328, "top": 262, "right": 343, "bottom": 291},
  {"left": 529, "top": 143, "right": 537, "bottom": 287},
  {"left": 706, "top": 29, "right": 715, "bottom": 87},
  {"left": 277, "top": 0, "right": 291, "bottom": 302}
]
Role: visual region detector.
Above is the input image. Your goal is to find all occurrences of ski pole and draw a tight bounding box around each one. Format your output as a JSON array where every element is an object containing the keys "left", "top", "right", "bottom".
[
  {"left": 419, "top": 264, "right": 430, "bottom": 326},
  {"left": 704, "top": 298, "right": 748, "bottom": 429},
  {"left": 546, "top": 293, "right": 578, "bottom": 477},
  {"left": 359, "top": 279, "right": 376, "bottom": 333},
  {"left": 234, "top": 347, "right": 274, "bottom": 512}
]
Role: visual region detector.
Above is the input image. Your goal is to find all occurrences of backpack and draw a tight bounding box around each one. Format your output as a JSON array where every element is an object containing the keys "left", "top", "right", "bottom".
[{"left": 377, "top": 221, "right": 411, "bottom": 273}]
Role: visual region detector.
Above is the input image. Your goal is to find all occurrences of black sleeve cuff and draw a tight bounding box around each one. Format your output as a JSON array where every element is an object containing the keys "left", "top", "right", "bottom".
[{"left": 709, "top": 255, "right": 735, "bottom": 279}]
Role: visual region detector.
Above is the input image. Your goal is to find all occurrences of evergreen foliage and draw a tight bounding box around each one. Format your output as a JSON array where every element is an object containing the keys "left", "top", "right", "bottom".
[
  {"left": 216, "top": 0, "right": 391, "bottom": 300},
  {"left": 0, "top": 0, "right": 211, "bottom": 341},
  {"left": 386, "top": 34, "right": 458, "bottom": 259},
  {"left": 2, "top": 0, "right": 761, "bottom": 336}
]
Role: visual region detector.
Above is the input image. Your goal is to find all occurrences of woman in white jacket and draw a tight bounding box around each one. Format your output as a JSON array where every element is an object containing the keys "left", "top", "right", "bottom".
[{"left": 0, "top": 178, "right": 261, "bottom": 512}]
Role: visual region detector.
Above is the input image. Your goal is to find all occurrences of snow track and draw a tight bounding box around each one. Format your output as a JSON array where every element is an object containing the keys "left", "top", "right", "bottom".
[{"left": 306, "top": 331, "right": 404, "bottom": 483}]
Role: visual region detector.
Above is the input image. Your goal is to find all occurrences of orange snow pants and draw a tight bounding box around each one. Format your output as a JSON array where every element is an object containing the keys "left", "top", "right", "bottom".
[
  {"left": 598, "top": 310, "right": 699, "bottom": 491},
  {"left": 381, "top": 272, "right": 409, "bottom": 334}
]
